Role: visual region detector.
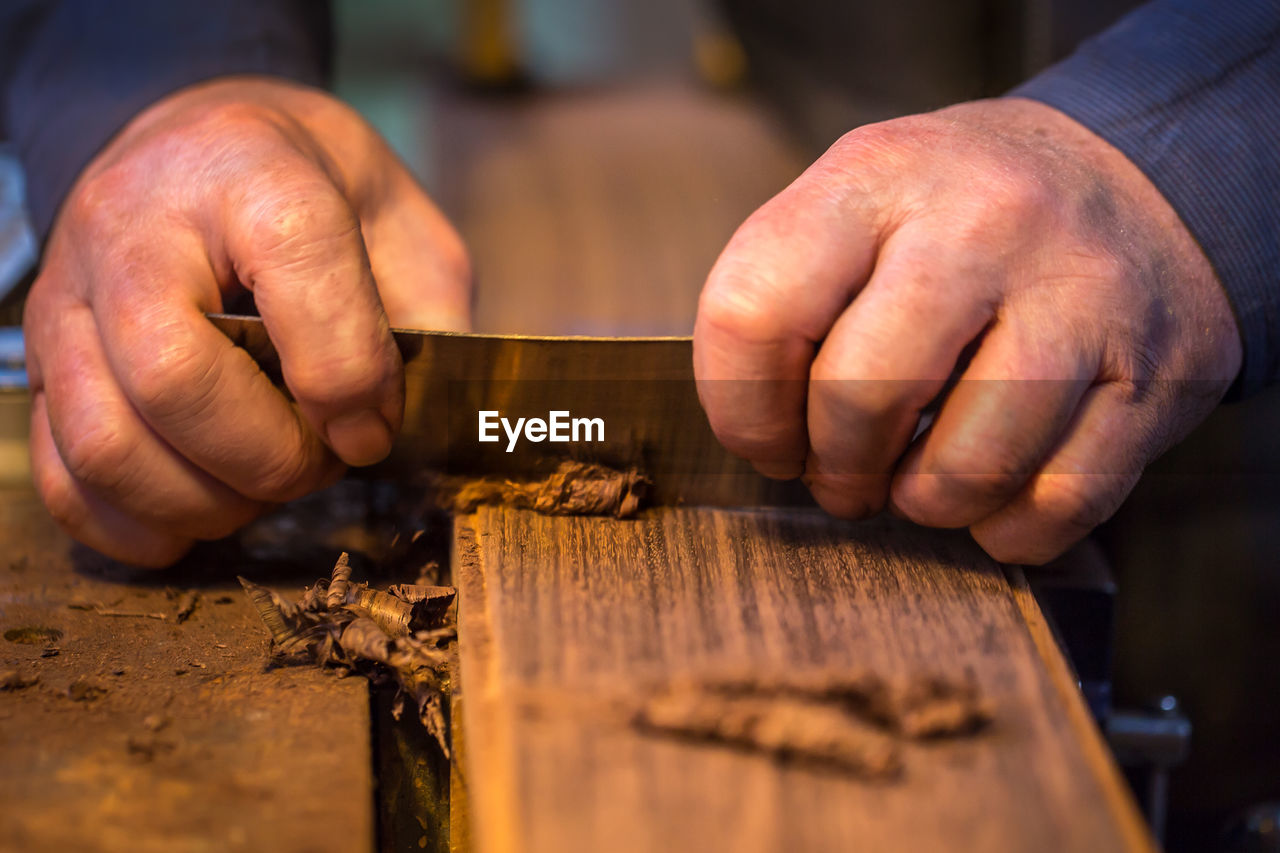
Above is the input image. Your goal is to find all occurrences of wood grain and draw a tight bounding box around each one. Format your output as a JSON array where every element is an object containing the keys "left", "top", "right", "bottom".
[{"left": 454, "top": 506, "right": 1154, "bottom": 853}]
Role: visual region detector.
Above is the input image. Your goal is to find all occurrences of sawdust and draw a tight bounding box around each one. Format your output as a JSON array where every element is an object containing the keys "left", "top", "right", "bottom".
[
  {"left": 885, "top": 674, "right": 991, "bottom": 739},
  {"left": 239, "top": 553, "right": 458, "bottom": 756},
  {"left": 633, "top": 669, "right": 991, "bottom": 778},
  {"left": 638, "top": 689, "right": 902, "bottom": 778},
  {"left": 432, "top": 460, "right": 649, "bottom": 518}
]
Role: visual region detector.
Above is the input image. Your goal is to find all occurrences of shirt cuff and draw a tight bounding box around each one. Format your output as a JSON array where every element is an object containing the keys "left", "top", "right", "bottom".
[{"left": 1012, "top": 0, "right": 1280, "bottom": 396}]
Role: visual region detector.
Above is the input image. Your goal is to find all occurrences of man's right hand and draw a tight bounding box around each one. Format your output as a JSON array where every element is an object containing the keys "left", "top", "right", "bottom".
[
  {"left": 23, "top": 76, "right": 472, "bottom": 567},
  {"left": 694, "top": 98, "right": 1242, "bottom": 564}
]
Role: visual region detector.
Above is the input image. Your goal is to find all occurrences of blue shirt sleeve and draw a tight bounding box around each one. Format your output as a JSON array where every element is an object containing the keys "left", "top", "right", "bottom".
[
  {"left": 1013, "top": 0, "right": 1280, "bottom": 397},
  {"left": 0, "top": 0, "right": 331, "bottom": 244}
]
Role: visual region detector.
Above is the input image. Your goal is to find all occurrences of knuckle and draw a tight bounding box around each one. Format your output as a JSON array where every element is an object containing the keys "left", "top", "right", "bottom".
[
  {"left": 985, "top": 167, "right": 1052, "bottom": 218},
  {"left": 151, "top": 101, "right": 286, "bottom": 170},
  {"left": 930, "top": 444, "right": 1029, "bottom": 504},
  {"left": 710, "top": 416, "right": 798, "bottom": 463},
  {"left": 246, "top": 454, "right": 310, "bottom": 501},
  {"left": 240, "top": 178, "right": 359, "bottom": 265},
  {"left": 243, "top": 430, "right": 326, "bottom": 501},
  {"left": 697, "top": 283, "right": 766, "bottom": 346},
  {"left": 125, "top": 336, "right": 222, "bottom": 422},
  {"left": 286, "top": 349, "right": 398, "bottom": 411},
  {"left": 188, "top": 101, "right": 277, "bottom": 137},
  {"left": 58, "top": 415, "right": 141, "bottom": 495},
  {"left": 1039, "top": 474, "right": 1125, "bottom": 535},
  {"left": 826, "top": 122, "right": 911, "bottom": 169},
  {"left": 63, "top": 165, "right": 136, "bottom": 237},
  {"left": 810, "top": 353, "right": 934, "bottom": 420},
  {"left": 697, "top": 261, "right": 792, "bottom": 346}
]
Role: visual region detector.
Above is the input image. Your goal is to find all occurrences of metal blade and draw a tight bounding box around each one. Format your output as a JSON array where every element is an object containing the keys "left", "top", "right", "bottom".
[{"left": 209, "top": 314, "right": 808, "bottom": 507}]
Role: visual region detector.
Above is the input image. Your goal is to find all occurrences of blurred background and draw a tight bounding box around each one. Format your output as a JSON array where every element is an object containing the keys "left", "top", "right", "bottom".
[{"left": 2, "top": 1, "right": 1276, "bottom": 849}]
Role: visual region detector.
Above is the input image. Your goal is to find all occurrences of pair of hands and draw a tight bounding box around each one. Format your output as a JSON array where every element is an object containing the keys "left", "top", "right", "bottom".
[{"left": 24, "top": 77, "right": 1242, "bottom": 567}]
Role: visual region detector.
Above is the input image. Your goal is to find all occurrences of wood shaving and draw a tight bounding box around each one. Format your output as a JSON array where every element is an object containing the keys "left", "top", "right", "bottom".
[
  {"left": 88, "top": 607, "right": 167, "bottom": 620},
  {"left": 239, "top": 553, "right": 457, "bottom": 756},
  {"left": 432, "top": 461, "right": 650, "bottom": 518},
  {"left": 689, "top": 669, "right": 992, "bottom": 739},
  {"left": 326, "top": 552, "right": 353, "bottom": 610},
  {"left": 633, "top": 669, "right": 991, "bottom": 779},
  {"left": 885, "top": 675, "right": 991, "bottom": 739},
  {"left": 637, "top": 690, "right": 902, "bottom": 778},
  {"left": 174, "top": 591, "right": 199, "bottom": 624}
]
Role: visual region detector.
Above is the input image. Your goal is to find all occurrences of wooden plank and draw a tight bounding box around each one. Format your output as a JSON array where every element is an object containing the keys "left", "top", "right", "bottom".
[
  {"left": 0, "top": 484, "right": 375, "bottom": 853},
  {"left": 453, "top": 506, "right": 1154, "bottom": 853}
]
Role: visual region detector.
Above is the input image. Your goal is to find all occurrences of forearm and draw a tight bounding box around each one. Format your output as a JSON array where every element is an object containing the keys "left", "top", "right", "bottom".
[
  {"left": 1013, "top": 0, "right": 1280, "bottom": 395},
  {"left": 1, "top": 0, "right": 332, "bottom": 243}
]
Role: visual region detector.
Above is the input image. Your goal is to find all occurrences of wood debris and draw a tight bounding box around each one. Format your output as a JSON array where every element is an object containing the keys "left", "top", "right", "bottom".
[
  {"left": 690, "top": 669, "right": 992, "bottom": 739},
  {"left": 142, "top": 714, "right": 170, "bottom": 732},
  {"left": 67, "top": 676, "right": 108, "bottom": 702},
  {"left": 239, "top": 553, "right": 457, "bottom": 756},
  {"left": 633, "top": 669, "right": 991, "bottom": 778},
  {"left": 638, "top": 690, "right": 902, "bottom": 778},
  {"left": 4, "top": 626, "right": 62, "bottom": 644},
  {"left": 431, "top": 461, "right": 650, "bottom": 518},
  {"left": 0, "top": 669, "right": 38, "bottom": 690},
  {"left": 68, "top": 603, "right": 167, "bottom": 620},
  {"left": 174, "top": 591, "right": 199, "bottom": 624},
  {"left": 126, "top": 734, "right": 176, "bottom": 761},
  {"left": 886, "top": 674, "right": 991, "bottom": 739}
]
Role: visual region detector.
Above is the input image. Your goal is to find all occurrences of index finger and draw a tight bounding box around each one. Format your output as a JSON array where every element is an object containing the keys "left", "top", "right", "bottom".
[
  {"left": 693, "top": 147, "right": 892, "bottom": 478},
  {"left": 89, "top": 225, "right": 344, "bottom": 502}
]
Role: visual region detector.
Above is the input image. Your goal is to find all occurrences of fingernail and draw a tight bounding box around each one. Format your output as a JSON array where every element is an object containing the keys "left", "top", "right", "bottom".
[{"left": 325, "top": 409, "right": 393, "bottom": 467}]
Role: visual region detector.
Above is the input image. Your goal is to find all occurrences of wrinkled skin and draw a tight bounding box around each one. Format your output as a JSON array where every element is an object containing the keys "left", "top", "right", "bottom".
[
  {"left": 24, "top": 77, "right": 472, "bottom": 566},
  {"left": 694, "top": 98, "right": 1242, "bottom": 564}
]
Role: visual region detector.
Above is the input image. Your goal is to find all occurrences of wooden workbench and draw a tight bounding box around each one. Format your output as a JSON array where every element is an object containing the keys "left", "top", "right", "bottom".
[{"left": 0, "top": 486, "right": 377, "bottom": 853}]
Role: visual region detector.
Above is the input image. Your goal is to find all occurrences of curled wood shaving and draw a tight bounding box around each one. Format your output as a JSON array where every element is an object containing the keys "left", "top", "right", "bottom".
[
  {"left": 327, "top": 552, "right": 352, "bottom": 610},
  {"left": 433, "top": 461, "right": 650, "bottom": 518},
  {"left": 240, "top": 552, "right": 458, "bottom": 756}
]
